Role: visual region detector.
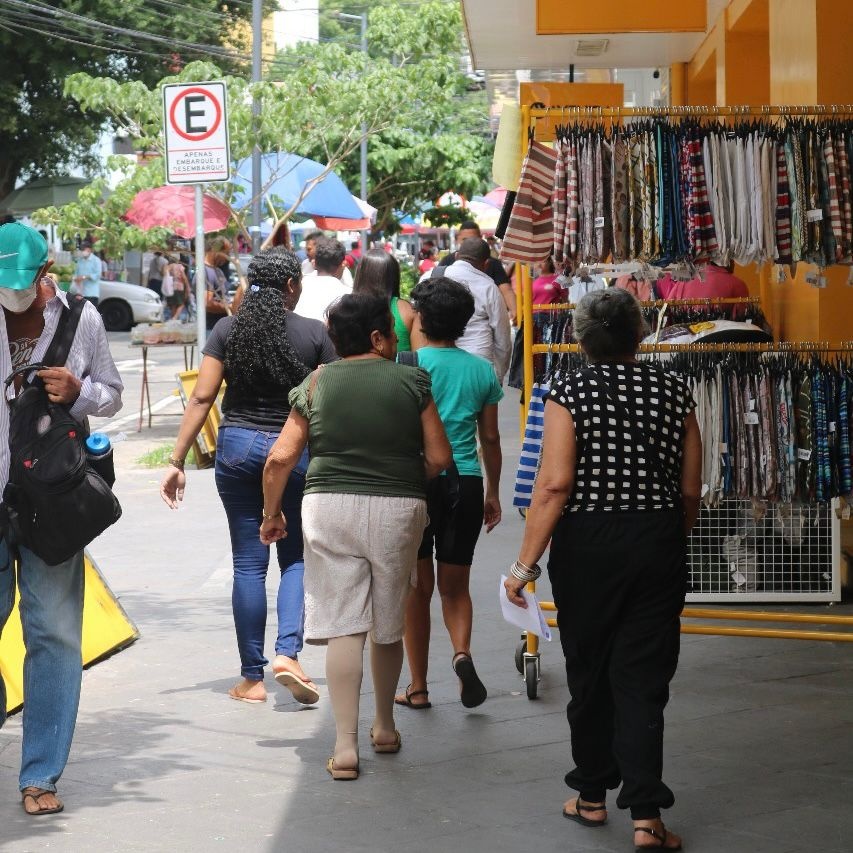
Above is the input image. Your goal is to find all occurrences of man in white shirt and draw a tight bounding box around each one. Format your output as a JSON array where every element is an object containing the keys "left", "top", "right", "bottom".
[
  {"left": 295, "top": 238, "right": 352, "bottom": 323},
  {"left": 301, "top": 230, "right": 353, "bottom": 288},
  {"left": 441, "top": 238, "right": 512, "bottom": 383}
]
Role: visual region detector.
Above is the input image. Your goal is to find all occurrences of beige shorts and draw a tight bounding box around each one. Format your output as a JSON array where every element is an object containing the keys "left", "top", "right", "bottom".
[{"left": 302, "top": 492, "right": 428, "bottom": 644}]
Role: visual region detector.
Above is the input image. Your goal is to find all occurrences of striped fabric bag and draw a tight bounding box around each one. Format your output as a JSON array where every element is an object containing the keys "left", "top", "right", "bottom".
[
  {"left": 513, "top": 383, "right": 550, "bottom": 508},
  {"left": 500, "top": 140, "right": 558, "bottom": 263}
]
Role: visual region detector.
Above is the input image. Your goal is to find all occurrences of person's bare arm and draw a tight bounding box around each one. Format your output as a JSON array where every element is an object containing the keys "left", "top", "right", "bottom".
[
  {"left": 498, "top": 282, "right": 516, "bottom": 324},
  {"left": 681, "top": 411, "right": 703, "bottom": 532},
  {"left": 477, "top": 404, "right": 502, "bottom": 531},
  {"left": 160, "top": 355, "right": 224, "bottom": 508},
  {"left": 421, "top": 398, "right": 452, "bottom": 479},
  {"left": 260, "top": 411, "right": 310, "bottom": 544},
  {"left": 504, "top": 400, "right": 575, "bottom": 607}
]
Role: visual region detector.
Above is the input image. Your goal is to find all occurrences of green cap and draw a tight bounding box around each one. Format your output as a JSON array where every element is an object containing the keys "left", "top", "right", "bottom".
[{"left": 0, "top": 222, "right": 48, "bottom": 290}]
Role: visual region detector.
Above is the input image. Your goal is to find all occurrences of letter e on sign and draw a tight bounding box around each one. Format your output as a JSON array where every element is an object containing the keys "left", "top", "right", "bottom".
[{"left": 162, "top": 81, "right": 230, "bottom": 185}]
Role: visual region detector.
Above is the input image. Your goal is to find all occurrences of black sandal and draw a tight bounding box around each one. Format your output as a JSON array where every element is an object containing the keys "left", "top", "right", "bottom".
[
  {"left": 452, "top": 653, "right": 487, "bottom": 708},
  {"left": 634, "top": 824, "right": 682, "bottom": 851},
  {"left": 562, "top": 797, "right": 607, "bottom": 827},
  {"left": 394, "top": 684, "right": 431, "bottom": 709}
]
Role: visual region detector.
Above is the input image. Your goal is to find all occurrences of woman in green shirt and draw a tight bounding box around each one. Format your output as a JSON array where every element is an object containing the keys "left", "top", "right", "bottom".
[
  {"left": 352, "top": 249, "right": 423, "bottom": 352},
  {"left": 261, "top": 293, "right": 452, "bottom": 781}
]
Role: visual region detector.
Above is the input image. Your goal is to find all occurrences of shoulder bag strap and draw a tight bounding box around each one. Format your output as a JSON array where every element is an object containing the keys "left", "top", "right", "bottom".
[
  {"left": 43, "top": 296, "right": 86, "bottom": 368},
  {"left": 581, "top": 365, "right": 679, "bottom": 499},
  {"left": 396, "top": 350, "right": 419, "bottom": 367}
]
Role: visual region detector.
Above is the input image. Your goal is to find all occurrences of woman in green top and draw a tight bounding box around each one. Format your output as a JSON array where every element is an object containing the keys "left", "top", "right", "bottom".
[
  {"left": 261, "top": 293, "right": 452, "bottom": 781},
  {"left": 352, "top": 248, "right": 423, "bottom": 351}
]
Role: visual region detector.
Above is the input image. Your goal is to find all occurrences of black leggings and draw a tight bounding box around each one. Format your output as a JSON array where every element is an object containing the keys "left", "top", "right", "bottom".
[{"left": 548, "top": 509, "right": 687, "bottom": 820}]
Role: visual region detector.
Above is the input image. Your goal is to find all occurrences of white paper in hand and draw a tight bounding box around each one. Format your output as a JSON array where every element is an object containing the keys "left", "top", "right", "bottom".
[{"left": 499, "top": 575, "right": 552, "bottom": 641}]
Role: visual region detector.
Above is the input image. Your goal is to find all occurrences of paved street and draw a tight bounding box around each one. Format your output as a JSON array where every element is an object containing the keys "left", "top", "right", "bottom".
[{"left": 1, "top": 339, "right": 852, "bottom": 852}]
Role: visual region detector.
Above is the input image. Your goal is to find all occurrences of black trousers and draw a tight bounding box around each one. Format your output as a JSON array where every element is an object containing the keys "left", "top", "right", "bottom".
[{"left": 548, "top": 509, "right": 687, "bottom": 820}]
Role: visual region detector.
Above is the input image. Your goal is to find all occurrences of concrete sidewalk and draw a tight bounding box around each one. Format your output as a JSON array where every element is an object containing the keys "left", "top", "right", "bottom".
[{"left": 2, "top": 395, "right": 852, "bottom": 853}]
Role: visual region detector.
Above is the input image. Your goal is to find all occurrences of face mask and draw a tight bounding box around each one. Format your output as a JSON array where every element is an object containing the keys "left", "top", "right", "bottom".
[{"left": 0, "top": 284, "right": 37, "bottom": 314}]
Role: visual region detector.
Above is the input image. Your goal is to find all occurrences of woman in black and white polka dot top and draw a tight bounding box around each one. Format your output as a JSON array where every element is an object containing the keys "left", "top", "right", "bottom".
[{"left": 504, "top": 288, "right": 702, "bottom": 852}]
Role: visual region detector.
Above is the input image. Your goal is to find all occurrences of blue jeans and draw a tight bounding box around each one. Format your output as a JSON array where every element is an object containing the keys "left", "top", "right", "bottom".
[
  {"left": 215, "top": 427, "right": 308, "bottom": 681},
  {"left": 0, "top": 538, "right": 85, "bottom": 792}
]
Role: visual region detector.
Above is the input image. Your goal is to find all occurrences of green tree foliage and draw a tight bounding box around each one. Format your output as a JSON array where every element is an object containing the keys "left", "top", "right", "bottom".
[
  {"left": 0, "top": 0, "right": 264, "bottom": 200},
  {"left": 36, "top": 55, "right": 414, "bottom": 255},
  {"left": 271, "top": 0, "right": 493, "bottom": 232}
]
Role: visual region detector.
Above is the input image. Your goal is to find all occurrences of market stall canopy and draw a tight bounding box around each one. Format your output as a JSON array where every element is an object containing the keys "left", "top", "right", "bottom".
[
  {"left": 124, "top": 186, "right": 231, "bottom": 238},
  {"left": 313, "top": 196, "right": 377, "bottom": 231},
  {"left": 461, "top": 0, "right": 728, "bottom": 70},
  {"left": 0, "top": 176, "right": 100, "bottom": 215},
  {"left": 231, "top": 153, "right": 363, "bottom": 220}
]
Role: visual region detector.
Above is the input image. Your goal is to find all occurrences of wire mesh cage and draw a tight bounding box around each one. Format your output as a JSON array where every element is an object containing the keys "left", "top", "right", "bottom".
[{"left": 686, "top": 499, "right": 840, "bottom": 602}]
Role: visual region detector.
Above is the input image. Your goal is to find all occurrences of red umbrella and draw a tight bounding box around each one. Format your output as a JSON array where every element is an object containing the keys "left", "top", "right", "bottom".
[{"left": 124, "top": 186, "right": 231, "bottom": 238}]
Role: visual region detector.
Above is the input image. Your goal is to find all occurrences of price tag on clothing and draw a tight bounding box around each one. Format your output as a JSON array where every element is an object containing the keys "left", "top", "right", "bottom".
[
  {"left": 776, "top": 266, "right": 788, "bottom": 283},
  {"left": 744, "top": 412, "right": 759, "bottom": 425},
  {"left": 806, "top": 208, "right": 824, "bottom": 222},
  {"left": 797, "top": 447, "right": 812, "bottom": 461},
  {"left": 829, "top": 421, "right": 837, "bottom": 433},
  {"left": 594, "top": 216, "right": 605, "bottom": 229},
  {"left": 805, "top": 271, "right": 827, "bottom": 288},
  {"left": 719, "top": 442, "right": 728, "bottom": 454},
  {"left": 843, "top": 503, "right": 852, "bottom": 520},
  {"left": 747, "top": 398, "right": 756, "bottom": 412}
]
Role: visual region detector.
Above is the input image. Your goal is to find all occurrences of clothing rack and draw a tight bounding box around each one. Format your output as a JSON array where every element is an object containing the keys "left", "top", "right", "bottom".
[
  {"left": 532, "top": 296, "right": 761, "bottom": 312},
  {"left": 530, "top": 341, "right": 842, "bottom": 355}
]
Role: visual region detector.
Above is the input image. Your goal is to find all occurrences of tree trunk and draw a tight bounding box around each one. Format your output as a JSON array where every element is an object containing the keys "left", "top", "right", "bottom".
[{"left": 0, "top": 157, "right": 22, "bottom": 207}]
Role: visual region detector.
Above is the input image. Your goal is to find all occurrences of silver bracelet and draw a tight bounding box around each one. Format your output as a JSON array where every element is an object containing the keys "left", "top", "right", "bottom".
[{"left": 510, "top": 560, "right": 542, "bottom": 583}]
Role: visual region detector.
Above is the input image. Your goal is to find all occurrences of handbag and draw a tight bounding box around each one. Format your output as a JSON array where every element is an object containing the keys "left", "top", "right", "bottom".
[{"left": 161, "top": 268, "right": 174, "bottom": 297}]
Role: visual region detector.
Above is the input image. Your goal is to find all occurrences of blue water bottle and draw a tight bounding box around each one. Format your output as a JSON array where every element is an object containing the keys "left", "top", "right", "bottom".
[{"left": 86, "top": 432, "right": 116, "bottom": 488}]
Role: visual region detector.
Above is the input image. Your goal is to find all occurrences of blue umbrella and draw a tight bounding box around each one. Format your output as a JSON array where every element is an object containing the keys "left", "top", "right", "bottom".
[{"left": 231, "top": 153, "right": 363, "bottom": 219}]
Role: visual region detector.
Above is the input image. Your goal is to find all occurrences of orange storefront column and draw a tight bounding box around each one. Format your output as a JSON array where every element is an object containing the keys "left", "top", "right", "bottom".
[{"left": 769, "top": 0, "right": 853, "bottom": 345}]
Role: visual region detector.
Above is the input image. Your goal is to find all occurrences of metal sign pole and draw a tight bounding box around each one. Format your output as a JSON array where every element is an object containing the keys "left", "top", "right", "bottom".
[{"left": 195, "top": 184, "right": 206, "bottom": 348}]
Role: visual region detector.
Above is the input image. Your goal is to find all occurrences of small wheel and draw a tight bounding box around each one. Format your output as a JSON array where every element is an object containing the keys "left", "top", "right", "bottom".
[
  {"left": 525, "top": 657, "right": 538, "bottom": 700},
  {"left": 514, "top": 640, "right": 526, "bottom": 674}
]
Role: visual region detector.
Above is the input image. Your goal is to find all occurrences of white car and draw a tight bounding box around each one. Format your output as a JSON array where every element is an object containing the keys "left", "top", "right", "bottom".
[{"left": 96, "top": 280, "right": 163, "bottom": 331}]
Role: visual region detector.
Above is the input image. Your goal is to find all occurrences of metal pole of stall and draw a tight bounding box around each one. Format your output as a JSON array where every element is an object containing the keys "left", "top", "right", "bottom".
[
  {"left": 195, "top": 184, "right": 207, "bottom": 348},
  {"left": 359, "top": 12, "right": 369, "bottom": 254},
  {"left": 251, "top": 0, "right": 263, "bottom": 254}
]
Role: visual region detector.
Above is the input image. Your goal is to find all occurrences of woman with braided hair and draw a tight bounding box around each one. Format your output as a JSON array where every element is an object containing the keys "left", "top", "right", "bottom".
[{"left": 161, "top": 247, "right": 337, "bottom": 706}]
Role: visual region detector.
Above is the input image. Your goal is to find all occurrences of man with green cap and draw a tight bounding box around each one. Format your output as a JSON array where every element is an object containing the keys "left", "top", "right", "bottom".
[{"left": 0, "top": 222, "right": 123, "bottom": 816}]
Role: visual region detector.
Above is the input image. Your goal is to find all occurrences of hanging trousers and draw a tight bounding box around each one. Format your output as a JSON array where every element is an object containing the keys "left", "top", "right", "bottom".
[{"left": 548, "top": 508, "right": 687, "bottom": 820}]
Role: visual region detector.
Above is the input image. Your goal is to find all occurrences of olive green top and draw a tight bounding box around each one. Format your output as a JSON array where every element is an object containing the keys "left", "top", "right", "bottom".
[{"left": 289, "top": 358, "right": 432, "bottom": 498}]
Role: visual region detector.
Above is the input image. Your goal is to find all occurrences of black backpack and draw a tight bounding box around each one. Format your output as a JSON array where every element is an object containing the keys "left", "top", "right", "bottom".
[{"left": 1, "top": 298, "right": 121, "bottom": 565}]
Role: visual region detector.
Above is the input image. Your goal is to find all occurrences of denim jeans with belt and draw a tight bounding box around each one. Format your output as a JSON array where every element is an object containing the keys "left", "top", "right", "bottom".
[
  {"left": 215, "top": 426, "right": 308, "bottom": 681},
  {"left": 0, "top": 538, "right": 85, "bottom": 793}
]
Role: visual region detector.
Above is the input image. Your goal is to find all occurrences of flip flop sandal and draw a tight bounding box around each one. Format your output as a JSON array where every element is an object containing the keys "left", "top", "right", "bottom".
[
  {"left": 562, "top": 797, "right": 607, "bottom": 827},
  {"left": 274, "top": 670, "right": 320, "bottom": 705},
  {"left": 394, "top": 684, "right": 431, "bottom": 710},
  {"left": 634, "top": 825, "right": 682, "bottom": 851},
  {"left": 21, "top": 789, "right": 64, "bottom": 816},
  {"left": 326, "top": 757, "right": 359, "bottom": 781},
  {"left": 228, "top": 687, "right": 266, "bottom": 704},
  {"left": 452, "top": 654, "right": 487, "bottom": 708},
  {"left": 369, "top": 726, "right": 402, "bottom": 754}
]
